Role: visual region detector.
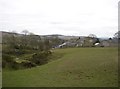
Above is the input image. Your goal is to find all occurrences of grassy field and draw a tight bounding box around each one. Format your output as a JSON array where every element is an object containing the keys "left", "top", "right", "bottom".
[{"left": 3, "top": 47, "right": 118, "bottom": 87}]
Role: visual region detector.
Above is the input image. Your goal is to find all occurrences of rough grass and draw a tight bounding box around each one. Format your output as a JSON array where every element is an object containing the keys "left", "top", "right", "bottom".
[{"left": 2, "top": 47, "right": 118, "bottom": 87}]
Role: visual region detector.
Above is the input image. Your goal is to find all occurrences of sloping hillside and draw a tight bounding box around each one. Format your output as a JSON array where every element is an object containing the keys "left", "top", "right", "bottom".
[{"left": 3, "top": 47, "right": 118, "bottom": 87}]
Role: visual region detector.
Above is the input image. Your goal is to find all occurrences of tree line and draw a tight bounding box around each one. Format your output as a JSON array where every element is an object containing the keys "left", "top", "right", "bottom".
[
  {"left": 2, "top": 30, "right": 64, "bottom": 69},
  {"left": 2, "top": 30, "right": 119, "bottom": 69}
]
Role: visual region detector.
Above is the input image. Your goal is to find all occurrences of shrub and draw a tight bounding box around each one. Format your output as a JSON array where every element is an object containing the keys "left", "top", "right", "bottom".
[
  {"left": 2, "top": 54, "right": 14, "bottom": 63},
  {"left": 21, "top": 62, "right": 36, "bottom": 68},
  {"left": 11, "top": 62, "right": 20, "bottom": 70},
  {"left": 31, "top": 51, "right": 52, "bottom": 65},
  {"left": 2, "top": 54, "right": 20, "bottom": 69},
  {"left": 2, "top": 60, "right": 6, "bottom": 68}
]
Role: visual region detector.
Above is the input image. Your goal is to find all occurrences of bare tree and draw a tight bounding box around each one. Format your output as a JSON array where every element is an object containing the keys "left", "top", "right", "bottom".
[
  {"left": 88, "top": 34, "right": 97, "bottom": 38},
  {"left": 114, "top": 31, "right": 120, "bottom": 39},
  {"left": 21, "top": 30, "right": 29, "bottom": 35}
]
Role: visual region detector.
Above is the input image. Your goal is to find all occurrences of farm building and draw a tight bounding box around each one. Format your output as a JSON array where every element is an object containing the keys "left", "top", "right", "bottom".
[
  {"left": 100, "top": 40, "right": 110, "bottom": 47},
  {"left": 82, "top": 37, "right": 99, "bottom": 47},
  {"left": 98, "top": 38, "right": 118, "bottom": 47},
  {"left": 58, "top": 42, "right": 77, "bottom": 48}
]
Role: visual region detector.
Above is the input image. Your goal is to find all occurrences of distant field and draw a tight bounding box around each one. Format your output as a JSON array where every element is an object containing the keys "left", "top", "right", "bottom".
[{"left": 3, "top": 47, "right": 118, "bottom": 87}]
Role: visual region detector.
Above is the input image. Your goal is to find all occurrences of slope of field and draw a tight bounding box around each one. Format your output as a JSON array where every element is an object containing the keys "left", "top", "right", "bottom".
[{"left": 3, "top": 47, "right": 118, "bottom": 87}]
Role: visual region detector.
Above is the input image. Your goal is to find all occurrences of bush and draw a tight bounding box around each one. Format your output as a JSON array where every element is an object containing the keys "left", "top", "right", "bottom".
[
  {"left": 2, "top": 50, "right": 52, "bottom": 69},
  {"left": 21, "top": 62, "right": 36, "bottom": 68},
  {"left": 2, "top": 60, "right": 6, "bottom": 68},
  {"left": 31, "top": 51, "right": 52, "bottom": 65},
  {"left": 2, "top": 54, "right": 14, "bottom": 63},
  {"left": 2, "top": 54, "right": 20, "bottom": 69},
  {"left": 11, "top": 62, "right": 20, "bottom": 70}
]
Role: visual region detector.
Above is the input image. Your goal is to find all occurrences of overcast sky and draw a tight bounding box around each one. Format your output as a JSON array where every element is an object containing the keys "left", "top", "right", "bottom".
[{"left": 0, "top": 0, "right": 119, "bottom": 37}]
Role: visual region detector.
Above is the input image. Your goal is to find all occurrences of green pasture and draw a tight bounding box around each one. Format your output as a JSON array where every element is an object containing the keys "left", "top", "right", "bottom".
[{"left": 3, "top": 47, "right": 118, "bottom": 87}]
